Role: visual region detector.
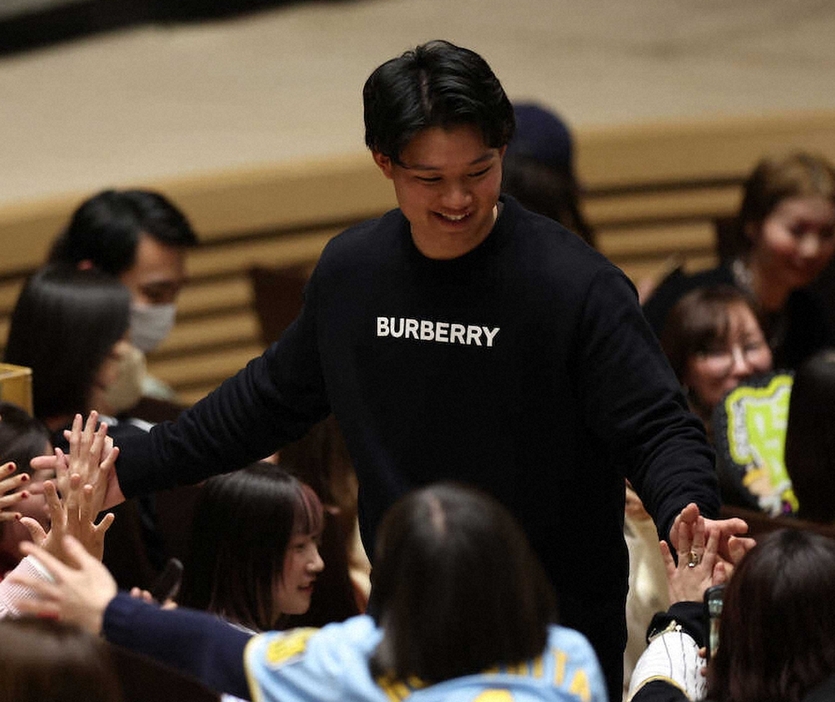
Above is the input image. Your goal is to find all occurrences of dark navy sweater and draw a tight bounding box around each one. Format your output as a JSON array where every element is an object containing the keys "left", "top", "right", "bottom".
[{"left": 114, "top": 195, "right": 718, "bottom": 690}]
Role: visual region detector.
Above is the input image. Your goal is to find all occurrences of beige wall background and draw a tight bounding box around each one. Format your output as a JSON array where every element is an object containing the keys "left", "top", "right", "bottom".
[{"left": 2, "top": 0, "right": 835, "bottom": 209}]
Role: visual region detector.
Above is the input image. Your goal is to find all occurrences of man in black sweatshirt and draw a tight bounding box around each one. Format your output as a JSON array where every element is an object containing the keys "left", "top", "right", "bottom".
[{"left": 92, "top": 40, "right": 744, "bottom": 701}]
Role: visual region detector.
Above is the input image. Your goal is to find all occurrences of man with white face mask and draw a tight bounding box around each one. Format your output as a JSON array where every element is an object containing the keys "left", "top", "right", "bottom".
[{"left": 48, "top": 189, "right": 198, "bottom": 403}]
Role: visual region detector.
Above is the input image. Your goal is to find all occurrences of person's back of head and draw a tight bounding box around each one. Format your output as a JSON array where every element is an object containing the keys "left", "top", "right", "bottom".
[
  {"left": 501, "top": 102, "right": 595, "bottom": 246},
  {"left": 363, "top": 39, "right": 515, "bottom": 163},
  {"left": 3, "top": 263, "right": 131, "bottom": 422},
  {"left": 785, "top": 349, "right": 835, "bottom": 522},
  {"left": 0, "top": 617, "right": 123, "bottom": 702},
  {"left": 369, "top": 482, "right": 556, "bottom": 684},
  {"left": 501, "top": 155, "right": 595, "bottom": 247},
  {"left": 708, "top": 529, "right": 835, "bottom": 702},
  {"left": 49, "top": 189, "right": 197, "bottom": 276},
  {"left": 0, "top": 401, "right": 51, "bottom": 478},
  {"left": 0, "top": 401, "right": 52, "bottom": 547},
  {"left": 506, "top": 103, "right": 573, "bottom": 178},
  {"left": 179, "top": 462, "right": 323, "bottom": 631}
]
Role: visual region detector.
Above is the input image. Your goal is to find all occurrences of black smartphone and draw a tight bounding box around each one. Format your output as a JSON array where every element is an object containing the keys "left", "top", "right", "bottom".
[
  {"left": 149, "top": 557, "right": 184, "bottom": 603},
  {"left": 703, "top": 583, "right": 725, "bottom": 662}
]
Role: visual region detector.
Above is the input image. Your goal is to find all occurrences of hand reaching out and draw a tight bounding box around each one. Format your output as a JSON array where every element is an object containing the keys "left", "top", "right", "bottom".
[
  {"left": 670, "top": 503, "right": 756, "bottom": 571},
  {"left": 49, "top": 412, "right": 101, "bottom": 499},
  {"left": 21, "top": 479, "right": 115, "bottom": 562},
  {"left": 20, "top": 413, "right": 119, "bottom": 562},
  {"left": 9, "top": 536, "right": 117, "bottom": 635},
  {"left": 660, "top": 514, "right": 726, "bottom": 604},
  {"left": 29, "top": 411, "right": 127, "bottom": 511},
  {"left": 64, "top": 412, "right": 109, "bottom": 488}
]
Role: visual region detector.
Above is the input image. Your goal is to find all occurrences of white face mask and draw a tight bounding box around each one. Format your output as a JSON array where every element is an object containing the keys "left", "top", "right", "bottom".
[{"left": 130, "top": 302, "right": 177, "bottom": 353}]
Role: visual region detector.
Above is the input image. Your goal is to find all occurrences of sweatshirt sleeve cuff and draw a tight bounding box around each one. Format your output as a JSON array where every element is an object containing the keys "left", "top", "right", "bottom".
[{"left": 647, "top": 601, "right": 705, "bottom": 648}]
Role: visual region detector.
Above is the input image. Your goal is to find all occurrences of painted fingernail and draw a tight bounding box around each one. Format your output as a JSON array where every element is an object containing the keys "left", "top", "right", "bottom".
[
  {"left": 20, "top": 491, "right": 28, "bottom": 499},
  {"left": 19, "top": 474, "right": 29, "bottom": 482},
  {"left": 6, "top": 463, "right": 15, "bottom": 473}
]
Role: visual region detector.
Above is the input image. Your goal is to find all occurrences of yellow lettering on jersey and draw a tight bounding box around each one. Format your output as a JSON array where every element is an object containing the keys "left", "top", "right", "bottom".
[
  {"left": 568, "top": 669, "right": 591, "bottom": 702},
  {"left": 531, "top": 655, "right": 544, "bottom": 679},
  {"left": 377, "top": 676, "right": 413, "bottom": 702},
  {"left": 406, "top": 676, "right": 426, "bottom": 691},
  {"left": 506, "top": 662, "right": 527, "bottom": 676},
  {"left": 471, "top": 689, "right": 515, "bottom": 702},
  {"left": 553, "top": 650, "right": 567, "bottom": 685},
  {"left": 264, "top": 628, "right": 316, "bottom": 667}
]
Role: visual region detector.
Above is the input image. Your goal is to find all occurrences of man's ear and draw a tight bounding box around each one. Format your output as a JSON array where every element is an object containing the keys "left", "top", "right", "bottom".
[{"left": 372, "top": 151, "right": 394, "bottom": 180}]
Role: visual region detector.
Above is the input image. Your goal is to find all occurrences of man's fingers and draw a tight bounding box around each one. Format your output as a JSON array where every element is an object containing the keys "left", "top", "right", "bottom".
[
  {"left": 728, "top": 535, "right": 755, "bottom": 564},
  {"left": 676, "top": 520, "right": 693, "bottom": 557},
  {"left": 30, "top": 453, "right": 59, "bottom": 471},
  {"left": 100, "top": 445, "right": 119, "bottom": 472},
  {"left": 82, "top": 411, "right": 98, "bottom": 455},
  {"left": 670, "top": 502, "right": 701, "bottom": 551},
  {"left": 691, "top": 514, "right": 707, "bottom": 553},
  {"left": 681, "top": 503, "right": 700, "bottom": 523},
  {"left": 659, "top": 540, "right": 676, "bottom": 578},
  {"left": 68, "top": 413, "right": 84, "bottom": 462},
  {"left": 703, "top": 521, "right": 719, "bottom": 560},
  {"left": 54, "top": 447, "right": 70, "bottom": 493},
  {"left": 90, "top": 421, "right": 109, "bottom": 466},
  {"left": 716, "top": 517, "right": 748, "bottom": 537}
]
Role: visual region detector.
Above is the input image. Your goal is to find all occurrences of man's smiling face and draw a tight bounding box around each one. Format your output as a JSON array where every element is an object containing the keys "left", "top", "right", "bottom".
[{"left": 373, "top": 124, "right": 506, "bottom": 260}]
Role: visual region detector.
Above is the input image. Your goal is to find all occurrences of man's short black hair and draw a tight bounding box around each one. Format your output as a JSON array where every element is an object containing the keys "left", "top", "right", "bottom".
[
  {"left": 48, "top": 189, "right": 198, "bottom": 276},
  {"left": 363, "top": 40, "right": 515, "bottom": 163}
]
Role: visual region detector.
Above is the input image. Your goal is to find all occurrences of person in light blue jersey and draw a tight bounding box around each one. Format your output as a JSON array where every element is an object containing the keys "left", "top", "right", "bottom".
[{"left": 10, "top": 483, "right": 607, "bottom": 702}]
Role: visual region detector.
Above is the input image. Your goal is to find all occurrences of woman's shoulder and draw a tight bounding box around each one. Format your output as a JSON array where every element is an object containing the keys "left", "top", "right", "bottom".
[
  {"left": 247, "top": 615, "right": 380, "bottom": 669},
  {"left": 244, "top": 616, "right": 383, "bottom": 702}
]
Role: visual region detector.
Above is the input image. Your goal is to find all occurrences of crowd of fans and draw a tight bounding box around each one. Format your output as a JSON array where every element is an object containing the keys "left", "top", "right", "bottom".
[{"left": 1, "top": 38, "right": 834, "bottom": 702}]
